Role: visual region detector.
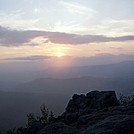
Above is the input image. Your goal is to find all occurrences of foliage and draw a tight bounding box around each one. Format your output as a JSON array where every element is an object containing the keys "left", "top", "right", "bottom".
[
  {"left": 40, "top": 104, "right": 49, "bottom": 123},
  {"left": 48, "top": 111, "right": 55, "bottom": 123},
  {"left": 26, "top": 104, "right": 55, "bottom": 126},
  {"left": 118, "top": 94, "right": 134, "bottom": 106},
  {"left": 26, "top": 113, "right": 36, "bottom": 127},
  {"left": 7, "top": 128, "right": 16, "bottom": 134},
  {"left": 7, "top": 104, "right": 55, "bottom": 133}
]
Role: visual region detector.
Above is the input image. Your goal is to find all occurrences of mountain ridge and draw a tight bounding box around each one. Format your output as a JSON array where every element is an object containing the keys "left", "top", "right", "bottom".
[{"left": 15, "top": 76, "right": 134, "bottom": 95}]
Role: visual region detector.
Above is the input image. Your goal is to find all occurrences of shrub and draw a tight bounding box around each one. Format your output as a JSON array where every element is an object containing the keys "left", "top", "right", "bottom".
[
  {"left": 40, "top": 104, "right": 49, "bottom": 123},
  {"left": 27, "top": 113, "right": 36, "bottom": 127},
  {"left": 118, "top": 94, "right": 134, "bottom": 106},
  {"left": 7, "top": 128, "right": 16, "bottom": 134}
]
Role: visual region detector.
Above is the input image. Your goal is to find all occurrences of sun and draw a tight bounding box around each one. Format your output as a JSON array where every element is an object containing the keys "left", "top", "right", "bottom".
[{"left": 56, "top": 52, "right": 64, "bottom": 57}]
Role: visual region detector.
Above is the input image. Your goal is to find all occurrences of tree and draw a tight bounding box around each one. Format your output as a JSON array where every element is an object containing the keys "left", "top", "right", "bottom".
[
  {"left": 7, "top": 128, "right": 16, "bottom": 134},
  {"left": 27, "top": 113, "right": 36, "bottom": 127},
  {"left": 40, "top": 104, "right": 49, "bottom": 123}
]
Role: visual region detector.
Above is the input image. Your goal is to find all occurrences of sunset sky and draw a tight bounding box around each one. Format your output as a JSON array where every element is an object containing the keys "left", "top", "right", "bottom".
[{"left": 0, "top": 0, "right": 134, "bottom": 66}]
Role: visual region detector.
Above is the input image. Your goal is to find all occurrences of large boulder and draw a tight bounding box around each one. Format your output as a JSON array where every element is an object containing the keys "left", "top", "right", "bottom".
[
  {"left": 61, "top": 91, "right": 119, "bottom": 124},
  {"left": 66, "top": 91, "right": 119, "bottom": 113}
]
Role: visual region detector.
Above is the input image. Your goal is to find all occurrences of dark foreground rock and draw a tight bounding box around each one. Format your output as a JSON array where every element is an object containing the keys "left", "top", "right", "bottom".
[
  {"left": 83, "top": 115, "right": 134, "bottom": 134},
  {"left": 66, "top": 90, "right": 119, "bottom": 113},
  {"left": 10, "top": 90, "right": 134, "bottom": 134},
  {"left": 37, "top": 122, "right": 79, "bottom": 134}
]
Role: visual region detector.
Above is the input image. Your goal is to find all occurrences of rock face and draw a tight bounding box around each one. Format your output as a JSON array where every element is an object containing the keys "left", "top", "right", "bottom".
[
  {"left": 66, "top": 90, "right": 119, "bottom": 113},
  {"left": 11, "top": 90, "right": 134, "bottom": 134},
  {"left": 83, "top": 115, "right": 134, "bottom": 134},
  {"left": 61, "top": 91, "right": 119, "bottom": 124}
]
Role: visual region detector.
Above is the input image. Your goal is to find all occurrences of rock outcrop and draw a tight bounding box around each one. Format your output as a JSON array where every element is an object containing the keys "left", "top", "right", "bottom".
[
  {"left": 66, "top": 91, "right": 119, "bottom": 112},
  {"left": 11, "top": 90, "right": 134, "bottom": 134}
]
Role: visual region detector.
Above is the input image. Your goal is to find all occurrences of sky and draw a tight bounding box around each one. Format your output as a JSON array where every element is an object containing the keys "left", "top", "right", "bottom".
[{"left": 0, "top": 0, "right": 134, "bottom": 66}]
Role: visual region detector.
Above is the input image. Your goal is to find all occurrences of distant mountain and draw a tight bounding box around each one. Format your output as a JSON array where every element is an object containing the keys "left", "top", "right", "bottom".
[
  {"left": 44, "top": 60, "right": 134, "bottom": 79},
  {"left": 15, "top": 76, "right": 134, "bottom": 95},
  {"left": 0, "top": 60, "right": 134, "bottom": 93},
  {"left": 0, "top": 60, "right": 134, "bottom": 83},
  {"left": 0, "top": 81, "right": 20, "bottom": 91}
]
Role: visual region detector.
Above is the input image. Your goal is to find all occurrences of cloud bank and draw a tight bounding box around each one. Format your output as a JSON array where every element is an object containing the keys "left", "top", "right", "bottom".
[
  {"left": 3, "top": 55, "right": 50, "bottom": 61},
  {"left": 0, "top": 26, "right": 134, "bottom": 47},
  {"left": 3, "top": 54, "right": 134, "bottom": 67}
]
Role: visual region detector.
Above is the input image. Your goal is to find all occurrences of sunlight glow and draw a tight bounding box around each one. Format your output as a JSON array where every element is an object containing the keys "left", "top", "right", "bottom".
[{"left": 56, "top": 52, "right": 64, "bottom": 57}]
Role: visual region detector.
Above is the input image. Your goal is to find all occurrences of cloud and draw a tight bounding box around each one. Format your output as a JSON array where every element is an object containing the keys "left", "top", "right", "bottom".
[
  {"left": 60, "top": 1, "right": 97, "bottom": 15},
  {"left": 97, "top": 19, "right": 134, "bottom": 36},
  {"left": 0, "top": 26, "right": 39, "bottom": 46},
  {"left": 0, "top": 26, "right": 134, "bottom": 47},
  {"left": 2, "top": 54, "right": 134, "bottom": 67},
  {"left": 3, "top": 55, "right": 51, "bottom": 61},
  {"left": 0, "top": 10, "right": 39, "bottom": 30},
  {"left": 72, "top": 54, "right": 134, "bottom": 66},
  {"left": 109, "top": 47, "right": 124, "bottom": 51}
]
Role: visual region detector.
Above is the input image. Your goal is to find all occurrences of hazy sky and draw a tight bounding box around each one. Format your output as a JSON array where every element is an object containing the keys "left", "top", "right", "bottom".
[{"left": 0, "top": 0, "right": 134, "bottom": 65}]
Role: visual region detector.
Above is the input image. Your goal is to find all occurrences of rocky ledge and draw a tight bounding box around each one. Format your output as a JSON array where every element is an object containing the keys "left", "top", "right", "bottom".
[{"left": 11, "top": 91, "right": 134, "bottom": 134}]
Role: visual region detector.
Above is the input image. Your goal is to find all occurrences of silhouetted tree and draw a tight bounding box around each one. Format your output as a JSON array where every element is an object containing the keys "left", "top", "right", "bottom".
[
  {"left": 27, "top": 113, "right": 36, "bottom": 127},
  {"left": 7, "top": 128, "right": 16, "bottom": 134},
  {"left": 40, "top": 104, "right": 49, "bottom": 123}
]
